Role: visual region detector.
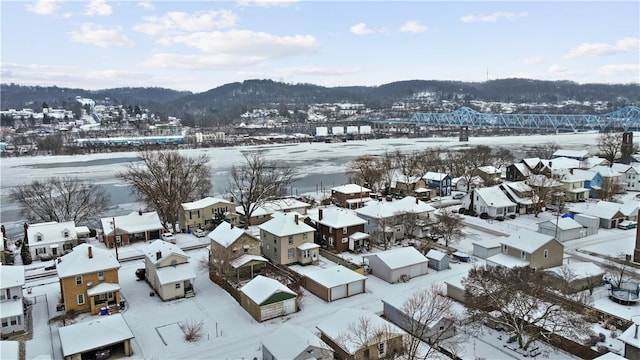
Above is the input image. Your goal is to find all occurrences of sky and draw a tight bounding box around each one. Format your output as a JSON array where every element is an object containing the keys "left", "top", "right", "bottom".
[{"left": 1, "top": 1, "right": 639, "bottom": 93}]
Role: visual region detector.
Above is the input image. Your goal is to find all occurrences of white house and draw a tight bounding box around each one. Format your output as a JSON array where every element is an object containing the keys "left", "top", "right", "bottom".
[
  {"left": 262, "top": 324, "right": 333, "bottom": 360},
  {"left": 610, "top": 163, "right": 640, "bottom": 192},
  {"left": 466, "top": 186, "right": 517, "bottom": 219},
  {"left": 0, "top": 265, "right": 25, "bottom": 336},
  {"left": 364, "top": 247, "right": 429, "bottom": 283},
  {"left": 143, "top": 240, "right": 196, "bottom": 301},
  {"left": 26, "top": 221, "right": 79, "bottom": 260}
]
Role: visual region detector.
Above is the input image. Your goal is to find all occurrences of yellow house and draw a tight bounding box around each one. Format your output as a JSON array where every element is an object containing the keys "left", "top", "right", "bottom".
[
  {"left": 179, "top": 197, "right": 238, "bottom": 232},
  {"left": 259, "top": 212, "right": 318, "bottom": 266},
  {"left": 56, "top": 244, "right": 121, "bottom": 315}
]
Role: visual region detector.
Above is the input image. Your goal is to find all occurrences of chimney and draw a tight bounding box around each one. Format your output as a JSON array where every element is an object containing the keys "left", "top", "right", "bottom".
[
  {"left": 635, "top": 323, "right": 638, "bottom": 339},
  {"left": 415, "top": 197, "right": 419, "bottom": 205},
  {"left": 88, "top": 246, "right": 93, "bottom": 259},
  {"left": 57, "top": 257, "right": 61, "bottom": 264},
  {"left": 230, "top": 223, "right": 234, "bottom": 229},
  {"left": 319, "top": 208, "right": 323, "bottom": 221},
  {"left": 294, "top": 214, "right": 299, "bottom": 225},
  {"left": 156, "top": 251, "right": 162, "bottom": 261},
  {"left": 138, "top": 209, "right": 143, "bottom": 216}
]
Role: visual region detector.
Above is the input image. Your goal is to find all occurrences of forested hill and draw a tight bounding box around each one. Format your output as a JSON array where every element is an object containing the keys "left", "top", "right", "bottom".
[{"left": 2, "top": 79, "right": 639, "bottom": 123}]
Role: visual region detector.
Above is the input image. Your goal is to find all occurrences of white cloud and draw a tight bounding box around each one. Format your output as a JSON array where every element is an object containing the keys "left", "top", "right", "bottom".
[
  {"left": 565, "top": 37, "right": 640, "bottom": 59},
  {"left": 350, "top": 23, "right": 383, "bottom": 35},
  {"left": 137, "top": 1, "right": 154, "bottom": 11},
  {"left": 399, "top": 21, "right": 427, "bottom": 33},
  {"left": 598, "top": 64, "right": 640, "bottom": 77},
  {"left": 84, "top": 0, "right": 112, "bottom": 17},
  {"left": 69, "top": 23, "right": 134, "bottom": 48},
  {"left": 143, "top": 53, "right": 265, "bottom": 69},
  {"left": 547, "top": 64, "right": 568, "bottom": 74},
  {"left": 25, "top": 0, "right": 60, "bottom": 16},
  {"left": 522, "top": 56, "right": 543, "bottom": 65},
  {"left": 237, "top": 0, "right": 299, "bottom": 7},
  {"left": 134, "top": 10, "right": 238, "bottom": 36},
  {"left": 274, "top": 65, "right": 360, "bottom": 76},
  {"left": 460, "top": 11, "right": 528, "bottom": 23}
]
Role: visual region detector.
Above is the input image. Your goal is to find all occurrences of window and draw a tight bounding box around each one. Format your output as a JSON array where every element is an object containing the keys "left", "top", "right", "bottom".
[
  {"left": 97, "top": 271, "right": 104, "bottom": 282},
  {"left": 502, "top": 245, "right": 507, "bottom": 253},
  {"left": 77, "top": 294, "right": 85, "bottom": 305},
  {"left": 342, "top": 237, "right": 348, "bottom": 243},
  {"left": 1, "top": 318, "right": 7, "bottom": 327},
  {"left": 302, "top": 233, "right": 308, "bottom": 240},
  {"left": 115, "top": 235, "right": 121, "bottom": 244},
  {"left": 288, "top": 236, "right": 293, "bottom": 244},
  {"left": 266, "top": 244, "right": 270, "bottom": 250},
  {"left": 343, "top": 227, "right": 348, "bottom": 234},
  {"left": 36, "top": 234, "right": 43, "bottom": 242},
  {"left": 63, "top": 230, "right": 69, "bottom": 238},
  {"left": 288, "top": 248, "right": 294, "bottom": 259},
  {"left": 521, "top": 251, "right": 526, "bottom": 260},
  {"left": 99, "top": 293, "right": 106, "bottom": 301},
  {"left": 75, "top": 275, "right": 83, "bottom": 285},
  {"left": 378, "top": 342, "right": 386, "bottom": 357},
  {"left": 543, "top": 249, "right": 549, "bottom": 259},
  {"left": 175, "top": 283, "right": 181, "bottom": 289},
  {"left": 302, "top": 250, "right": 309, "bottom": 258}
]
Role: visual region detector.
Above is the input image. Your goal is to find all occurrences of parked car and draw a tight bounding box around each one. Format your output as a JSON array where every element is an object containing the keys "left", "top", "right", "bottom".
[
  {"left": 617, "top": 220, "right": 637, "bottom": 230},
  {"left": 192, "top": 228, "right": 207, "bottom": 238},
  {"left": 161, "top": 232, "right": 176, "bottom": 244},
  {"left": 452, "top": 193, "right": 465, "bottom": 200}
]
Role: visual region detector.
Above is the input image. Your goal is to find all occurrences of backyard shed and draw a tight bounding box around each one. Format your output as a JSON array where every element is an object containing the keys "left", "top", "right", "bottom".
[
  {"left": 239, "top": 275, "right": 297, "bottom": 322},
  {"left": 537, "top": 217, "right": 585, "bottom": 242},
  {"left": 444, "top": 274, "right": 467, "bottom": 304},
  {"left": 425, "top": 249, "right": 449, "bottom": 271},
  {"left": 58, "top": 313, "right": 134, "bottom": 360},
  {"left": 364, "top": 247, "right": 428, "bottom": 283},
  {"left": 303, "top": 265, "right": 367, "bottom": 302},
  {"left": 472, "top": 238, "right": 503, "bottom": 259}
]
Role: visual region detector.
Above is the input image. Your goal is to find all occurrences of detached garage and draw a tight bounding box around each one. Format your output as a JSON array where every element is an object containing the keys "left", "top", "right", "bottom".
[
  {"left": 364, "top": 247, "right": 429, "bottom": 283},
  {"left": 239, "top": 275, "right": 297, "bottom": 322},
  {"left": 58, "top": 314, "right": 134, "bottom": 360},
  {"left": 304, "top": 265, "right": 367, "bottom": 302}
]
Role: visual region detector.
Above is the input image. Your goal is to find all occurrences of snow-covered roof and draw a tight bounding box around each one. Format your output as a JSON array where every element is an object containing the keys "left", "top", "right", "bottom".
[
  {"left": 316, "top": 309, "right": 403, "bottom": 354},
  {"left": 521, "top": 158, "right": 541, "bottom": 169},
  {"left": 0, "top": 296, "right": 23, "bottom": 318},
  {"left": 297, "top": 242, "right": 320, "bottom": 250},
  {"left": 426, "top": 249, "right": 447, "bottom": 261},
  {"left": 144, "top": 239, "right": 189, "bottom": 265},
  {"left": 331, "top": 183, "right": 371, "bottom": 194},
  {"left": 349, "top": 231, "right": 370, "bottom": 240},
  {"left": 474, "top": 186, "right": 516, "bottom": 208},
  {"left": 307, "top": 207, "right": 367, "bottom": 228},
  {"left": 0, "top": 341, "right": 19, "bottom": 360},
  {"left": 545, "top": 157, "right": 581, "bottom": 171},
  {"left": 355, "top": 201, "right": 401, "bottom": 219},
  {"left": 486, "top": 253, "right": 529, "bottom": 268},
  {"left": 304, "top": 265, "right": 366, "bottom": 288},
  {"left": 58, "top": 314, "right": 134, "bottom": 357},
  {"left": 100, "top": 211, "right": 163, "bottom": 236},
  {"left": 181, "top": 196, "right": 232, "bottom": 211},
  {"left": 0, "top": 265, "right": 25, "bottom": 289},
  {"left": 390, "top": 196, "right": 436, "bottom": 214},
  {"left": 240, "top": 275, "right": 296, "bottom": 304},
  {"left": 423, "top": 171, "right": 449, "bottom": 181},
  {"left": 86, "top": 282, "right": 121, "bottom": 296},
  {"left": 610, "top": 163, "right": 634, "bottom": 174},
  {"left": 258, "top": 212, "right": 315, "bottom": 236},
  {"left": 500, "top": 182, "right": 536, "bottom": 205},
  {"left": 472, "top": 238, "right": 504, "bottom": 249},
  {"left": 591, "top": 165, "right": 621, "bottom": 178},
  {"left": 390, "top": 171, "right": 422, "bottom": 186},
  {"left": 155, "top": 261, "right": 197, "bottom": 285},
  {"left": 208, "top": 221, "right": 249, "bottom": 248},
  {"left": 616, "top": 318, "right": 640, "bottom": 349},
  {"left": 365, "top": 247, "right": 428, "bottom": 270},
  {"left": 569, "top": 201, "right": 630, "bottom": 219},
  {"left": 552, "top": 149, "right": 589, "bottom": 159},
  {"left": 230, "top": 254, "right": 268, "bottom": 269},
  {"left": 499, "top": 229, "right": 558, "bottom": 253},
  {"left": 583, "top": 157, "right": 608, "bottom": 168},
  {"left": 27, "top": 221, "right": 77, "bottom": 245},
  {"left": 57, "top": 244, "right": 120, "bottom": 278},
  {"left": 261, "top": 324, "right": 330, "bottom": 359},
  {"left": 513, "top": 163, "right": 532, "bottom": 176},
  {"left": 477, "top": 165, "right": 501, "bottom": 174},
  {"left": 570, "top": 169, "right": 597, "bottom": 181},
  {"left": 539, "top": 218, "right": 583, "bottom": 231},
  {"left": 75, "top": 226, "right": 90, "bottom": 236},
  {"left": 593, "top": 352, "right": 626, "bottom": 360},
  {"left": 544, "top": 262, "right": 605, "bottom": 280}
]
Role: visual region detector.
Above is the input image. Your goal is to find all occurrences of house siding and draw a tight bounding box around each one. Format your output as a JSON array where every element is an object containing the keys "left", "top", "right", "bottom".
[
  {"left": 529, "top": 240, "right": 563, "bottom": 269},
  {"left": 179, "top": 202, "right": 238, "bottom": 232},
  {"left": 60, "top": 268, "right": 120, "bottom": 314},
  {"left": 262, "top": 230, "right": 315, "bottom": 265},
  {"left": 317, "top": 224, "right": 365, "bottom": 253}
]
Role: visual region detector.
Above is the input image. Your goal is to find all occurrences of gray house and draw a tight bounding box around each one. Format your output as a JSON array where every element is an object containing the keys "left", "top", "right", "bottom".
[
  {"left": 425, "top": 249, "right": 449, "bottom": 271},
  {"left": 364, "top": 247, "right": 428, "bottom": 283},
  {"left": 262, "top": 324, "right": 333, "bottom": 360}
]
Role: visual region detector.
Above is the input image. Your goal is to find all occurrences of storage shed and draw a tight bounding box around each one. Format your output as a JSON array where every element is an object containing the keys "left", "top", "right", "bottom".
[
  {"left": 239, "top": 275, "right": 297, "bottom": 322},
  {"left": 444, "top": 274, "right": 467, "bottom": 304},
  {"left": 537, "top": 217, "right": 585, "bottom": 242},
  {"left": 304, "top": 265, "right": 366, "bottom": 302},
  {"left": 58, "top": 314, "right": 134, "bottom": 360},
  {"left": 425, "top": 249, "right": 449, "bottom": 271},
  {"left": 364, "top": 247, "right": 428, "bottom": 283},
  {"left": 472, "top": 238, "right": 503, "bottom": 259}
]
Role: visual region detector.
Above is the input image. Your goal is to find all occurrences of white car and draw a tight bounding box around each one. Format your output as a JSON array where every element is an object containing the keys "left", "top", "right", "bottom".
[
  {"left": 161, "top": 232, "right": 176, "bottom": 244},
  {"left": 453, "top": 193, "right": 465, "bottom": 200},
  {"left": 192, "top": 229, "right": 207, "bottom": 238}
]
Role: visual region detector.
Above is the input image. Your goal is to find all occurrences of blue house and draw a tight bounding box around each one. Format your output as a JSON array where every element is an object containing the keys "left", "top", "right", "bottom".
[
  {"left": 420, "top": 172, "right": 452, "bottom": 196},
  {"left": 572, "top": 169, "right": 600, "bottom": 198}
]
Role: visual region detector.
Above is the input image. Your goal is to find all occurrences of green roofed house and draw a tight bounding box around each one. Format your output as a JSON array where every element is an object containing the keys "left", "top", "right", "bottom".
[{"left": 239, "top": 275, "right": 297, "bottom": 322}]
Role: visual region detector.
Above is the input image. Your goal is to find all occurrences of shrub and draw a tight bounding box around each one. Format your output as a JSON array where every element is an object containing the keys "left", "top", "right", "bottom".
[
  {"left": 180, "top": 320, "right": 204, "bottom": 342},
  {"left": 479, "top": 213, "right": 489, "bottom": 219},
  {"left": 509, "top": 214, "right": 516, "bottom": 219},
  {"left": 20, "top": 244, "right": 32, "bottom": 265}
]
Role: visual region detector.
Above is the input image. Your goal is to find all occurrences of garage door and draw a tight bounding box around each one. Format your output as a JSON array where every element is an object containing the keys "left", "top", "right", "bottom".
[
  {"left": 410, "top": 264, "right": 422, "bottom": 278},
  {"left": 348, "top": 281, "right": 363, "bottom": 296},
  {"left": 331, "top": 284, "right": 347, "bottom": 301},
  {"left": 261, "top": 302, "right": 284, "bottom": 321}
]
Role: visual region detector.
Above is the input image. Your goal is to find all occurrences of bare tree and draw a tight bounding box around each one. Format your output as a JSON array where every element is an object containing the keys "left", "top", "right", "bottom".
[
  {"left": 526, "top": 174, "right": 563, "bottom": 217},
  {"left": 119, "top": 151, "right": 211, "bottom": 232},
  {"left": 598, "top": 132, "right": 623, "bottom": 165},
  {"left": 463, "top": 265, "right": 592, "bottom": 352},
  {"left": 603, "top": 253, "right": 633, "bottom": 289},
  {"left": 336, "top": 315, "right": 404, "bottom": 359},
  {"left": 229, "top": 153, "right": 294, "bottom": 229},
  {"left": 201, "top": 246, "right": 237, "bottom": 283},
  {"left": 430, "top": 209, "right": 463, "bottom": 247},
  {"left": 179, "top": 319, "right": 204, "bottom": 342},
  {"left": 10, "top": 177, "right": 110, "bottom": 225},
  {"left": 596, "top": 177, "right": 624, "bottom": 201},
  {"left": 525, "top": 142, "right": 560, "bottom": 159},
  {"left": 551, "top": 265, "right": 594, "bottom": 304},
  {"left": 346, "top": 155, "right": 383, "bottom": 192},
  {"left": 402, "top": 285, "right": 464, "bottom": 360}
]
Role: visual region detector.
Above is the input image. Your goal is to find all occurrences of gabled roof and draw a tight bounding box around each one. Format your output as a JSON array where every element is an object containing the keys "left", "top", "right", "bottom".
[
  {"left": 240, "top": 275, "right": 296, "bottom": 305},
  {"left": 570, "top": 169, "right": 598, "bottom": 181},
  {"left": 423, "top": 171, "right": 450, "bottom": 181},
  {"left": 474, "top": 187, "right": 516, "bottom": 208},
  {"left": 355, "top": 201, "right": 401, "bottom": 219},
  {"left": 539, "top": 218, "right": 583, "bottom": 231},
  {"left": 258, "top": 212, "right": 315, "bottom": 236},
  {"left": 552, "top": 149, "right": 589, "bottom": 159},
  {"left": 236, "top": 197, "right": 311, "bottom": 216},
  {"left": 591, "top": 165, "right": 621, "bottom": 178},
  {"left": 307, "top": 207, "right": 366, "bottom": 228},
  {"left": 364, "top": 247, "right": 428, "bottom": 269},
  {"left": 477, "top": 165, "right": 501, "bottom": 175},
  {"left": 208, "top": 221, "right": 254, "bottom": 248},
  {"left": 57, "top": 244, "right": 120, "bottom": 278},
  {"left": 230, "top": 254, "right": 268, "bottom": 269},
  {"left": 569, "top": 201, "right": 630, "bottom": 219},
  {"left": 262, "top": 324, "right": 331, "bottom": 359},
  {"left": 331, "top": 183, "right": 371, "bottom": 194},
  {"left": 511, "top": 163, "right": 532, "bottom": 176},
  {"left": 58, "top": 313, "right": 134, "bottom": 357},
  {"left": 610, "top": 163, "right": 634, "bottom": 174},
  {"left": 502, "top": 181, "right": 533, "bottom": 194},
  {"left": 0, "top": 265, "right": 25, "bottom": 289},
  {"left": 316, "top": 309, "right": 403, "bottom": 355},
  {"left": 500, "top": 229, "right": 559, "bottom": 253},
  {"left": 144, "top": 239, "right": 189, "bottom": 265},
  {"left": 27, "top": 221, "right": 77, "bottom": 245},
  {"left": 544, "top": 262, "right": 605, "bottom": 280},
  {"left": 521, "top": 157, "right": 541, "bottom": 169},
  {"left": 181, "top": 196, "right": 233, "bottom": 211},
  {"left": 390, "top": 196, "right": 436, "bottom": 214},
  {"left": 426, "top": 249, "right": 448, "bottom": 261},
  {"left": 304, "top": 265, "right": 366, "bottom": 288},
  {"left": 583, "top": 157, "right": 609, "bottom": 168},
  {"left": 544, "top": 157, "right": 581, "bottom": 171},
  {"left": 100, "top": 211, "right": 163, "bottom": 236},
  {"left": 391, "top": 171, "right": 422, "bottom": 186}
]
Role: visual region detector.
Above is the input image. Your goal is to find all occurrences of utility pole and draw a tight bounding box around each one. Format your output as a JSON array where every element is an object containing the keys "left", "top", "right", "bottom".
[{"left": 112, "top": 217, "right": 119, "bottom": 261}]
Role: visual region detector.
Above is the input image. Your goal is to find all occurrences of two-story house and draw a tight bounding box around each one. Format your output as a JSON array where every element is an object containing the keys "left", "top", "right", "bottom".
[
  {"left": 259, "top": 212, "right": 318, "bottom": 266},
  {"left": 419, "top": 172, "right": 451, "bottom": 196},
  {"left": 143, "top": 240, "right": 196, "bottom": 301},
  {"left": 208, "top": 221, "right": 264, "bottom": 280},
  {"left": 464, "top": 186, "right": 517, "bottom": 219},
  {"left": 56, "top": 244, "right": 121, "bottom": 315},
  {"left": 486, "top": 229, "right": 563, "bottom": 270},
  {"left": 476, "top": 165, "right": 502, "bottom": 186},
  {"left": 306, "top": 207, "right": 367, "bottom": 253},
  {"left": 499, "top": 181, "right": 539, "bottom": 214},
  {"left": 331, "top": 184, "right": 372, "bottom": 209},
  {"left": 505, "top": 163, "right": 532, "bottom": 182},
  {"left": 560, "top": 172, "right": 590, "bottom": 202},
  {"left": 0, "top": 265, "right": 25, "bottom": 336},
  {"left": 100, "top": 211, "right": 164, "bottom": 248},
  {"left": 179, "top": 197, "right": 238, "bottom": 232},
  {"left": 26, "top": 221, "right": 79, "bottom": 260}
]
